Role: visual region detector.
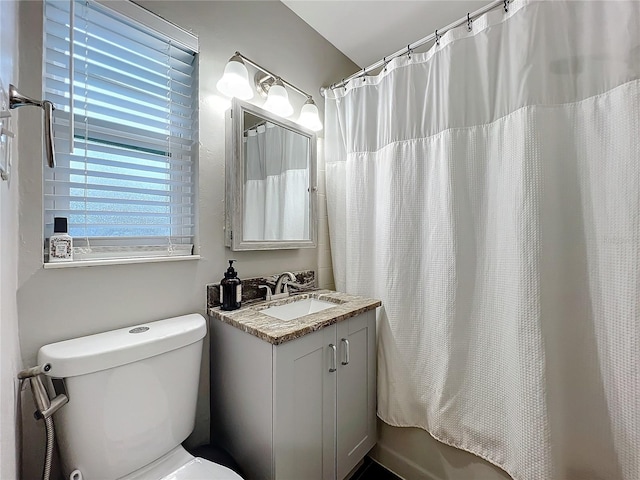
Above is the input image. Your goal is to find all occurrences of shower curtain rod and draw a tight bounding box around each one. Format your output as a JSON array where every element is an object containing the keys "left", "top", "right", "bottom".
[
  {"left": 322, "top": 0, "right": 509, "bottom": 92},
  {"left": 244, "top": 120, "right": 268, "bottom": 134}
]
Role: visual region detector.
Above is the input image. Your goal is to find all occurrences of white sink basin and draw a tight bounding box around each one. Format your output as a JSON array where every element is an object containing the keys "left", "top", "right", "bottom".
[{"left": 260, "top": 297, "right": 337, "bottom": 321}]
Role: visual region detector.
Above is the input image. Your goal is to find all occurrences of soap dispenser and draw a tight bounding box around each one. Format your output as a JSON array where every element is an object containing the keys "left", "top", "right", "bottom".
[
  {"left": 220, "top": 260, "right": 242, "bottom": 311},
  {"left": 49, "top": 217, "right": 73, "bottom": 263}
]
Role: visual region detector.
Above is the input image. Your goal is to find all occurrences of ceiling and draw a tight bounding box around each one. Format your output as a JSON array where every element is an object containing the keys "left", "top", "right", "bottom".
[{"left": 281, "top": 1, "right": 489, "bottom": 69}]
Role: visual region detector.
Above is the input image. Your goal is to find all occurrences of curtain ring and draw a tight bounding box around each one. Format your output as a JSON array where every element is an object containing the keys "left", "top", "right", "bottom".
[
  {"left": 504, "top": 0, "right": 509, "bottom": 12},
  {"left": 383, "top": 57, "right": 387, "bottom": 72},
  {"left": 407, "top": 44, "right": 412, "bottom": 60},
  {"left": 467, "top": 13, "right": 472, "bottom": 31},
  {"left": 435, "top": 29, "right": 440, "bottom": 46},
  {"left": 362, "top": 68, "right": 366, "bottom": 82}
]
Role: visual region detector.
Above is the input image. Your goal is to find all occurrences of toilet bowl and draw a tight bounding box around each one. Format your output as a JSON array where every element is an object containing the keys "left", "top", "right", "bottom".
[
  {"left": 37, "top": 314, "right": 242, "bottom": 480},
  {"left": 121, "top": 445, "right": 240, "bottom": 480}
]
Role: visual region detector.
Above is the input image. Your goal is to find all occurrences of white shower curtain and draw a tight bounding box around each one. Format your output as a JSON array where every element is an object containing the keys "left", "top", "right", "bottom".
[
  {"left": 243, "top": 123, "right": 310, "bottom": 241},
  {"left": 325, "top": 1, "right": 640, "bottom": 479}
]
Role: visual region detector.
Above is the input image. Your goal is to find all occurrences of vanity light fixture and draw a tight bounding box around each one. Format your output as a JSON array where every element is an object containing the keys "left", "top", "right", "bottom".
[
  {"left": 217, "top": 51, "right": 323, "bottom": 131},
  {"left": 216, "top": 54, "right": 253, "bottom": 100}
]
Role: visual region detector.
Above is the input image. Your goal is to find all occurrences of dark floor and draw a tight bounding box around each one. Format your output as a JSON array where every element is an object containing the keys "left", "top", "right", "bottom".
[
  {"left": 187, "top": 444, "right": 244, "bottom": 477},
  {"left": 188, "top": 445, "right": 401, "bottom": 480},
  {"left": 352, "top": 456, "right": 402, "bottom": 480}
]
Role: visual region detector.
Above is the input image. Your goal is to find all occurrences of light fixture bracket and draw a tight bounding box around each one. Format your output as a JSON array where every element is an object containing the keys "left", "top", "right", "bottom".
[{"left": 255, "top": 72, "right": 276, "bottom": 98}]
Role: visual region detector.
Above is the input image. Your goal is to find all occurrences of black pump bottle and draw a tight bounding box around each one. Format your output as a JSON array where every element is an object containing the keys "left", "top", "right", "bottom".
[{"left": 220, "top": 260, "right": 242, "bottom": 311}]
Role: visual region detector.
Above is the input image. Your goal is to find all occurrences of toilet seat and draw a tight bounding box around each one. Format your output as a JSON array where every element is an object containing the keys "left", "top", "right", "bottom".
[{"left": 121, "top": 446, "right": 243, "bottom": 480}]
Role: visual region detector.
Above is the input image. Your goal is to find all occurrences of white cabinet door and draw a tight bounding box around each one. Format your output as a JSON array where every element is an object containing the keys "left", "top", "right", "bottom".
[
  {"left": 336, "top": 311, "right": 377, "bottom": 479},
  {"left": 274, "top": 325, "right": 337, "bottom": 480}
]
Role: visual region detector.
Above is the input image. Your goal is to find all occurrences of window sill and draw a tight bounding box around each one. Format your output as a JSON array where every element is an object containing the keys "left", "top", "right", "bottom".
[{"left": 43, "top": 255, "right": 200, "bottom": 269}]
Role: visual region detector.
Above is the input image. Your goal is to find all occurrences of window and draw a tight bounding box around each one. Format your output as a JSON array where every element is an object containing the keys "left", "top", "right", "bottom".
[{"left": 43, "top": 0, "right": 198, "bottom": 262}]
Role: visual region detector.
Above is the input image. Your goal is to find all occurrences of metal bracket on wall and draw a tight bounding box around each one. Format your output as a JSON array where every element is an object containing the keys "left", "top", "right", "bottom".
[
  {"left": 8, "top": 83, "right": 56, "bottom": 169},
  {"left": 0, "top": 80, "right": 13, "bottom": 181}
]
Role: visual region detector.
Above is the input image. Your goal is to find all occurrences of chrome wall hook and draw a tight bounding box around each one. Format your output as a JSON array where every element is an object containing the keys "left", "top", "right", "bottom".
[
  {"left": 9, "top": 84, "right": 55, "bottom": 168},
  {"left": 9, "top": 84, "right": 45, "bottom": 109}
]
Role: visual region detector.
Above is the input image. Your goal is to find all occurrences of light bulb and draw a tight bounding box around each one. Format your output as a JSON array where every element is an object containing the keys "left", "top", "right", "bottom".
[
  {"left": 298, "top": 98, "right": 323, "bottom": 132},
  {"left": 216, "top": 55, "right": 253, "bottom": 100},
  {"left": 262, "top": 79, "right": 293, "bottom": 117}
]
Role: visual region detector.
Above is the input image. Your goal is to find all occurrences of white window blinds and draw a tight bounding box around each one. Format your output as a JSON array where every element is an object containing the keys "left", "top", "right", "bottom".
[{"left": 43, "top": 0, "right": 198, "bottom": 261}]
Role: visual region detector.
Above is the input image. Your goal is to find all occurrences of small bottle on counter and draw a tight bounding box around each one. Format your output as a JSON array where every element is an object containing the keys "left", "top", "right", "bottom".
[
  {"left": 220, "top": 259, "right": 242, "bottom": 311},
  {"left": 49, "top": 217, "right": 73, "bottom": 263}
]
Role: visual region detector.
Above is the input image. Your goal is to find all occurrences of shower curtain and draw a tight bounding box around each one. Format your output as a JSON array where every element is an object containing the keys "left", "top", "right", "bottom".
[
  {"left": 243, "top": 122, "right": 310, "bottom": 240},
  {"left": 324, "top": 1, "right": 640, "bottom": 479}
]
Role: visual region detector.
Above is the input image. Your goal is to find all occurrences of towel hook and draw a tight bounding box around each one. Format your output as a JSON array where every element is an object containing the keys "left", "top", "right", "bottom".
[{"left": 9, "top": 84, "right": 55, "bottom": 168}]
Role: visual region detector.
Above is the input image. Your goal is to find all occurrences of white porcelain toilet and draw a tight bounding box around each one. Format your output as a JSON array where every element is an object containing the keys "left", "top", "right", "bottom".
[{"left": 37, "top": 314, "right": 242, "bottom": 480}]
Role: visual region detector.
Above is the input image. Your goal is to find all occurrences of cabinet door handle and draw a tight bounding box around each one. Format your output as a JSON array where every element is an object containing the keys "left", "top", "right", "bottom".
[
  {"left": 341, "top": 338, "right": 350, "bottom": 365},
  {"left": 329, "top": 344, "right": 337, "bottom": 372}
]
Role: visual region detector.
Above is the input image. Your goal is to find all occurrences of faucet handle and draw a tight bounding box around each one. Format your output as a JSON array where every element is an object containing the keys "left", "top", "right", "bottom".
[{"left": 258, "top": 285, "right": 273, "bottom": 301}]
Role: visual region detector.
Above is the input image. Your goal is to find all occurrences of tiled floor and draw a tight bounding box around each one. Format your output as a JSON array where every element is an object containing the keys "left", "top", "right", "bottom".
[{"left": 352, "top": 456, "right": 402, "bottom": 480}]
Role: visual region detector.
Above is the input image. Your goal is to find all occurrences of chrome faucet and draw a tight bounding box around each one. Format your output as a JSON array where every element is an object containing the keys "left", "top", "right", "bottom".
[
  {"left": 260, "top": 272, "right": 297, "bottom": 301},
  {"left": 274, "top": 272, "right": 296, "bottom": 295}
]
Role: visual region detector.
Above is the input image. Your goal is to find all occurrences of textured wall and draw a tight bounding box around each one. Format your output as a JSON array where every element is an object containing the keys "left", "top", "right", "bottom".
[
  {"left": 0, "top": 1, "right": 22, "bottom": 478},
  {"left": 16, "top": 1, "right": 355, "bottom": 478}
]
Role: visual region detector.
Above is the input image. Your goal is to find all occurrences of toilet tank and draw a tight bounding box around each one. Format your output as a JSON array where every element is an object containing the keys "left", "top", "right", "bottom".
[{"left": 37, "top": 314, "right": 207, "bottom": 480}]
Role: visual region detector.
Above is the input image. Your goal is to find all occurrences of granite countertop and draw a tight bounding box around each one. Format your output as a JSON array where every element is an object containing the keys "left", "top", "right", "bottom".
[{"left": 208, "top": 290, "right": 381, "bottom": 345}]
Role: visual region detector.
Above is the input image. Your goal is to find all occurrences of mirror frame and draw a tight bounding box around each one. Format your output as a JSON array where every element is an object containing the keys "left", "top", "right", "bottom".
[{"left": 225, "top": 98, "right": 318, "bottom": 251}]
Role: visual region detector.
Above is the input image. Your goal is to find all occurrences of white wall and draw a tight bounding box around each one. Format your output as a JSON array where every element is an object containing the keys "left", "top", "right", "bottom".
[
  {"left": 17, "top": 1, "right": 354, "bottom": 478},
  {"left": 0, "top": 1, "right": 22, "bottom": 479},
  {"left": 0, "top": 0, "right": 21, "bottom": 480}
]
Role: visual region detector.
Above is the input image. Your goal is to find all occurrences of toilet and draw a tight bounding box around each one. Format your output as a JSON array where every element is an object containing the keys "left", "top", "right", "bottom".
[{"left": 37, "top": 314, "right": 242, "bottom": 480}]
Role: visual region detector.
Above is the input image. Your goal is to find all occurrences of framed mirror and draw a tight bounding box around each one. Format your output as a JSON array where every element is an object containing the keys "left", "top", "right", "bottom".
[{"left": 225, "top": 98, "right": 317, "bottom": 251}]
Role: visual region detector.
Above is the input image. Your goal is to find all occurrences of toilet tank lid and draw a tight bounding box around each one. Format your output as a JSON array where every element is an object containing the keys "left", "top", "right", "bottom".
[{"left": 37, "top": 314, "right": 206, "bottom": 378}]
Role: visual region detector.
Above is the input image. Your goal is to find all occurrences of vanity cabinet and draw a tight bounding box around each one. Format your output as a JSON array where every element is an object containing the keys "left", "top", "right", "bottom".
[{"left": 209, "top": 310, "right": 376, "bottom": 480}]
